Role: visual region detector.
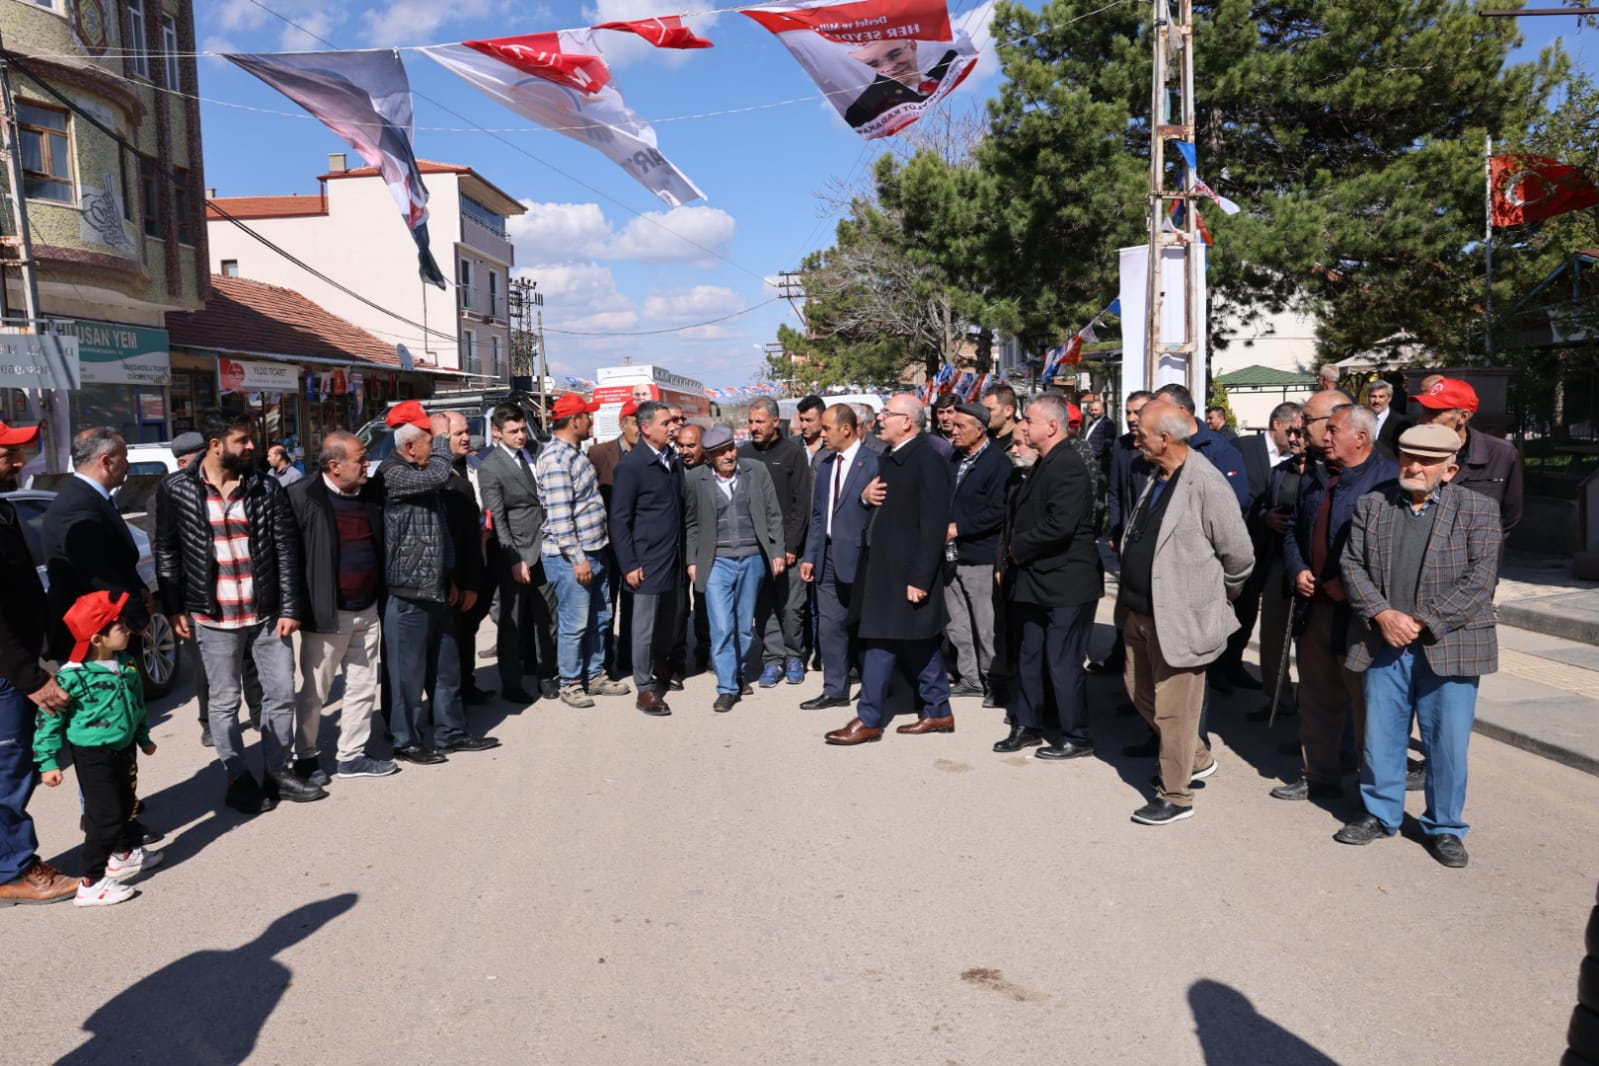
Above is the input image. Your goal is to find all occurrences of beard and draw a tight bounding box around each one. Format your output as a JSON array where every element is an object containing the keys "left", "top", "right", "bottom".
[
  {"left": 1008, "top": 453, "right": 1036, "bottom": 469},
  {"left": 220, "top": 449, "right": 254, "bottom": 475},
  {"left": 0, "top": 475, "right": 16, "bottom": 493}
]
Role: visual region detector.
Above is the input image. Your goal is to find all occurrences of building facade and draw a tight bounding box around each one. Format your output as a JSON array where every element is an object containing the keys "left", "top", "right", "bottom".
[
  {"left": 206, "top": 156, "right": 524, "bottom": 387},
  {"left": 0, "top": 0, "right": 206, "bottom": 448}
]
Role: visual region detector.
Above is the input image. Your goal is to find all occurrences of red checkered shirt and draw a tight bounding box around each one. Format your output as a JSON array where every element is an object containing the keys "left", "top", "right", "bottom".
[{"left": 191, "top": 477, "right": 260, "bottom": 629}]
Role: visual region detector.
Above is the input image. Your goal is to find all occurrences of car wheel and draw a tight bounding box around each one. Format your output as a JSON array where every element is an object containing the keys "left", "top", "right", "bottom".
[{"left": 138, "top": 611, "right": 180, "bottom": 698}]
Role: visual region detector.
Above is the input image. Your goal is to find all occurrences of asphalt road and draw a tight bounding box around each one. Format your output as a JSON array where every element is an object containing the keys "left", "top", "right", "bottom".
[{"left": 5, "top": 626, "right": 1596, "bottom": 1065}]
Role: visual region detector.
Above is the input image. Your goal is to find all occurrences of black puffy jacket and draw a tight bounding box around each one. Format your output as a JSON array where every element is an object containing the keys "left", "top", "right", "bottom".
[
  {"left": 154, "top": 462, "right": 304, "bottom": 622},
  {"left": 376, "top": 438, "right": 456, "bottom": 605}
]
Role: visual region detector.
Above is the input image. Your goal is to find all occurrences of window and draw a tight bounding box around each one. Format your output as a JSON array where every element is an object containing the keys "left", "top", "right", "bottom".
[
  {"left": 172, "top": 166, "right": 191, "bottom": 243},
  {"left": 488, "top": 271, "right": 500, "bottom": 318},
  {"left": 160, "top": 15, "right": 180, "bottom": 92},
  {"left": 457, "top": 258, "right": 474, "bottom": 309},
  {"left": 491, "top": 335, "right": 502, "bottom": 378},
  {"left": 462, "top": 329, "right": 477, "bottom": 375},
  {"left": 17, "top": 103, "right": 73, "bottom": 202},
  {"left": 460, "top": 195, "right": 507, "bottom": 238},
  {"left": 126, "top": 0, "right": 149, "bottom": 79},
  {"left": 140, "top": 156, "right": 162, "bottom": 237},
  {"left": 221, "top": 260, "right": 239, "bottom": 278}
]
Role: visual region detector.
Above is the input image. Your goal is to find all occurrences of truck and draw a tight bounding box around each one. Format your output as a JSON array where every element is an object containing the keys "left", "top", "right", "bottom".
[{"left": 591, "top": 364, "right": 709, "bottom": 440}]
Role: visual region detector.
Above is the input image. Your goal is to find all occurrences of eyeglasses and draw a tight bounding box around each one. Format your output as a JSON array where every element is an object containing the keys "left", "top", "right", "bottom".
[
  {"left": 1304, "top": 416, "right": 1329, "bottom": 426},
  {"left": 879, "top": 410, "right": 912, "bottom": 420},
  {"left": 1285, "top": 427, "right": 1306, "bottom": 437}
]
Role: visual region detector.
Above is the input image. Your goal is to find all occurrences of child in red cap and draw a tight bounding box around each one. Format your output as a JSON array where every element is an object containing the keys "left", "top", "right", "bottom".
[{"left": 34, "top": 590, "right": 161, "bottom": 906}]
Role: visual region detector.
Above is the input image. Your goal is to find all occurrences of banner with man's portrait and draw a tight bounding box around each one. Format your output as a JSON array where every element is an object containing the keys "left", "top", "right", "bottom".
[{"left": 743, "top": 0, "right": 978, "bottom": 139}]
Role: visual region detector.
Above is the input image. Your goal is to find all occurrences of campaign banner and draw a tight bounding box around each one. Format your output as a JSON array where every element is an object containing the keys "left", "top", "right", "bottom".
[
  {"left": 219, "top": 357, "right": 300, "bottom": 394},
  {"left": 742, "top": 0, "right": 978, "bottom": 139}
]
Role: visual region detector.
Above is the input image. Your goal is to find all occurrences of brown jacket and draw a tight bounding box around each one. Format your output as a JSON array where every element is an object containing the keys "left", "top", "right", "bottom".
[{"left": 586, "top": 436, "right": 631, "bottom": 509}]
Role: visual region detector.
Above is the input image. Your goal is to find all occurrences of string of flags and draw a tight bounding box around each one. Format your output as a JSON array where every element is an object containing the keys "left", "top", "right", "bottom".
[
  {"left": 219, "top": 0, "right": 983, "bottom": 286},
  {"left": 1041, "top": 297, "right": 1120, "bottom": 383}
]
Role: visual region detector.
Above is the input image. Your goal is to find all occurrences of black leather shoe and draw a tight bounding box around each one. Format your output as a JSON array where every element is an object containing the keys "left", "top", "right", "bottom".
[
  {"left": 1333, "top": 814, "right": 1392, "bottom": 845},
  {"left": 669, "top": 674, "right": 686, "bottom": 692},
  {"left": 1036, "top": 741, "right": 1094, "bottom": 761},
  {"left": 269, "top": 769, "right": 328, "bottom": 803},
  {"left": 740, "top": 683, "right": 754, "bottom": 696},
  {"left": 394, "top": 745, "right": 448, "bottom": 766},
  {"left": 713, "top": 694, "right": 737, "bottom": 713},
  {"left": 1122, "top": 736, "right": 1159, "bottom": 758},
  {"left": 442, "top": 736, "right": 500, "bottom": 753},
  {"left": 539, "top": 679, "right": 561, "bottom": 701},
  {"left": 1270, "top": 777, "right": 1342, "bottom": 801},
  {"left": 799, "top": 695, "right": 851, "bottom": 710},
  {"left": 947, "top": 681, "right": 983, "bottom": 699},
  {"left": 501, "top": 687, "right": 534, "bottom": 703},
  {"left": 1131, "top": 798, "right": 1193, "bottom": 825},
  {"left": 1406, "top": 757, "right": 1426, "bottom": 792},
  {"left": 223, "top": 774, "right": 272, "bottom": 815},
  {"left": 993, "top": 726, "right": 1044, "bottom": 753},
  {"left": 1428, "top": 833, "right": 1468, "bottom": 868}
]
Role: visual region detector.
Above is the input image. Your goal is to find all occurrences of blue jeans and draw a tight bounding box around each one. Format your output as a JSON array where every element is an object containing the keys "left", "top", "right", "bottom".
[
  {"left": 385, "top": 596, "right": 465, "bottom": 750},
  {"left": 1360, "top": 642, "right": 1479, "bottom": 837},
  {"left": 0, "top": 675, "right": 39, "bottom": 882},
  {"left": 544, "top": 552, "right": 612, "bottom": 686},
  {"left": 705, "top": 555, "right": 766, "bottom": 695}
]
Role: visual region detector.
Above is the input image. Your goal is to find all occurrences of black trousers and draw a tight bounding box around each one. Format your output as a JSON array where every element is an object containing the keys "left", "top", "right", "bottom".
[
  {"left": 494, "top": 555, "right": 557, "bottom": 691},
  {"left": 77, "top": 743, "right": 139, "bottom": 882},
  {"left": 1012, "top": 601, "right": 1095, "bottom": 745}
]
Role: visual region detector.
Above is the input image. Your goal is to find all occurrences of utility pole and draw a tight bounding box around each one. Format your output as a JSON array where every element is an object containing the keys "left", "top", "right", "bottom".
[
  {"left": 534, "top": 293, "right": 548, "bottom": 420},
  {"left": 508, "top": 277, "right": 536, "bottom": 395},
  {"left": 1143, "top": 0, "right": 1203, "bottom": 400}
]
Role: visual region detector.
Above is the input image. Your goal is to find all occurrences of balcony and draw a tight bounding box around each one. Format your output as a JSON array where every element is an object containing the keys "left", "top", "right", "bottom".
[{"left": 459, "top": 201, "right": 512, "bottom": 263}]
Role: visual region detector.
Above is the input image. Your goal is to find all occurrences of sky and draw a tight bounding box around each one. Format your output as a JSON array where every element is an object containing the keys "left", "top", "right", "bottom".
[{"left": 192, "top": 2, "right": 1597, "bottom": 392}]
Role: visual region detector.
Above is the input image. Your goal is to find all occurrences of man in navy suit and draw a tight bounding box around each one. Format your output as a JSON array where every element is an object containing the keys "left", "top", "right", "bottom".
[
  {"left": 798, "top": 404, "right": 879, "bottom": 710},
  {"left": 43, "top": 427, "right": 149, "bottom": 662},
  {"left": 609, "top": 400, "right": 685, "bottom": 716}
]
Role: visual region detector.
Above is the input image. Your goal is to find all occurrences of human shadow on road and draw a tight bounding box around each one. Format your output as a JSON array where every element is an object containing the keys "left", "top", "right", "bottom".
[
  {"left": 54, "top": 893, "right": 358, "bottom": 1066},
  {"left": 1189, "top": 978, "right": 1341, "bottom": 1065}
]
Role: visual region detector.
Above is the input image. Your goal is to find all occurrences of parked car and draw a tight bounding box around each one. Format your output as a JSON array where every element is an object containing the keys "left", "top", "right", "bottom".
[{"left": 1, "top": 489, "right": 181, "bottom": 698}]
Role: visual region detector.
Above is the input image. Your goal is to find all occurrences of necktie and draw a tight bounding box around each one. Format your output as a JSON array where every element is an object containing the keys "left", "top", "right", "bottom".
[
  {"left": 516, "top": 450, "right": 534, "bottom": 484},
  {"left": 1309, "top": 468, "right": 1341, "bottom": 582},
  {"left": 829, "top": 456, "right": 843, "bottom": 536}
]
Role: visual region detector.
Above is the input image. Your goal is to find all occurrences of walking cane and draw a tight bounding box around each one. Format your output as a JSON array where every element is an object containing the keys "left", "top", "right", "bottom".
[{"left": 1267, "top": 603, "right": 1295, "bottom": 729}]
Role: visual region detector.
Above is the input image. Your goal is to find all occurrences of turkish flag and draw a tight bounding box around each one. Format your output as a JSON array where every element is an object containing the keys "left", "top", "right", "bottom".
[
  {"left": 1490, "top": 154, "right": 1599, "bottom": 227},
  {"left": 462, "top": 32, "right": 611, "bottom": 94},
  {"left": 593, "top": 16, "right": 713, "bottom": 49}
]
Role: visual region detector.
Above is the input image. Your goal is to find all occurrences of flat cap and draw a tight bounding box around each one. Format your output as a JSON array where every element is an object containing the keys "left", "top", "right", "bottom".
[{"left": 1397, "top": 422, "right": 1461, "bottom": 459}]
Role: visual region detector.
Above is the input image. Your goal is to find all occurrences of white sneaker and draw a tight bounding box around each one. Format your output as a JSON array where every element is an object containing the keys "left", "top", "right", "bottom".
[
  {"left": 106, "top": 846, "right": 164, "bottom": 882},
  {"left": 75, "top": 876, "right": 136, "bottom": 907}
]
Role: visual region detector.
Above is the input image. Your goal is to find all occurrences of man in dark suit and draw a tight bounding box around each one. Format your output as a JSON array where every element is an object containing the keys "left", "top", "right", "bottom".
[
  {"left": 1082, "top": 394, "right": 1116, "bottom": 472},
  {"left": 477, "top": 402, "right": 556, "bottom": 703},
  {"left": 994, "top": 395, "right": 1104, "bottom": 758},
  {"left": 43, "top": 428, "right": 149, "bottom": 663},
  {"left": 588, "top": 399, "right": 639, "bottom": 680},
  {"left": 1369, "top": 380, "right": 1411, "bottom": 459},
  {"left": 610, "top": 400, "right": 685, "bottom": 716},
  {"left": 842, "top": 39, "right": 960, "bottom": 129},
  {"left": 943, "top": 402, "right": 1013, "bottom": 699},
  {"left": 431, "top": 413, "right": 488, "bottom": 702},
  {"left": 1093, "top": 389, "right": 1154, "bottom": 676},
  {"left": 799, "top": 404, "right": 880, "bottom": 710},
  {"left": 1204, "top": 406, "right": 1240, "bottom": 442},
  {"left": 824, "top": 394, "right": 953, "bottom": 744},
  {"left": 1333, "top": 423, "right": 1500, "bottom": 869}
]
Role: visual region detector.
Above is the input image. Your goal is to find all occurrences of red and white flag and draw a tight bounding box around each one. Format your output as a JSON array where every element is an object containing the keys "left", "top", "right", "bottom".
[
  {"left": 594, "top": 16, "right": 713, "bottom": 49},
  {"left": 742, "top": 0, "right": 978, "bottom": 140},
  {"left": 1491, "top": 154, "right": 1599, "bottom": 227},
  {"left": 422, "top": 30, "right": 704, "bottom": 207}
]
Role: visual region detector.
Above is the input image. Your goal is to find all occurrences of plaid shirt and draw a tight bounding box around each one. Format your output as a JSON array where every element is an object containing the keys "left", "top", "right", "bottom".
[
  {"left": 536, "top": 436, "right": 608, "bottom": 564},
  {"left": 192, "top": 477, "right": 260, "bottom": 629}
]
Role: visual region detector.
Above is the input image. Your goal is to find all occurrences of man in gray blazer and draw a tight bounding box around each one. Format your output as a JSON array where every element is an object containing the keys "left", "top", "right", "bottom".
[
  {"left": 684, "top": 427, "right": 786, "bottom": 711},
  {"left": 477, "top": 402, "right": 557, "bottom": 703},
  {"left": 1332, "top": 423, "right": 1500, "bottom": 869},
  {"left": 1116, "top": 400, "right": 1254, "bottom": 826}
]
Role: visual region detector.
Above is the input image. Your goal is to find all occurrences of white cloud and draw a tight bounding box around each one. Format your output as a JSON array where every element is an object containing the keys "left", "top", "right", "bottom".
[
  {"left": 516, "top": 263, "right": 638, "bottom": 333},
  {"left": 209, "top": 0, "right": 271, "bottom": 34},
  {"left": 358, "top": 0, "right": 543, "bottom": 48},
  {"left": 582, "top": 0, "right": 721, "bottom": 69},
  {"left": 509, "top": 201, "right": 736, "bottom": 266},
  {"left": 643, "top": 285, "right": 744, "bottom": 323},
  {"left": 278, "top": 10, "right": 341, "bottom": 51}
]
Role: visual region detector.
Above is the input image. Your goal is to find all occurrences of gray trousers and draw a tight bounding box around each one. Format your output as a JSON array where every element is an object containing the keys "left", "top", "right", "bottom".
[
  {"left": 944, "top": 562, "right": 997, "bottom": 687},
  {"left": 629, "top": 586, "right": 679, "bottom": 692},
  {"left": 195, "top": 620, "right": 295, "bottom": 779},
  {"left": 755, "top": 567, "right": 806, "bottom": 666},
  {"left": 814, "top": 552, "right": 854, "bottom": 699}
]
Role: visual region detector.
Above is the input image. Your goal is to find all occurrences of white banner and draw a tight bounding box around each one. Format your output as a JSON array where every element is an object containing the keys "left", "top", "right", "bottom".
[
  {"left": 422, "top": 33, "right": 704, "bottom": 208},
  {"left": 1117, "top": 244, "right": 1206, "bottom": 398},
  {"left": 0, "top": 333, "right": 80, "bottom": 390},
  {"left": 218, "top": 356, "right": 301, "bottom": 394}
]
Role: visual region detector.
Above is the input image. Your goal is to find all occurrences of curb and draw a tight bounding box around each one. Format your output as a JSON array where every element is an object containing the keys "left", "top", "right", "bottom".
[
  {"left": 1473, "top": 718, "right": 1599, "bottom": 780},
  {"left": 1498, "top": 598, "right": 1599, "bottom": 647}
]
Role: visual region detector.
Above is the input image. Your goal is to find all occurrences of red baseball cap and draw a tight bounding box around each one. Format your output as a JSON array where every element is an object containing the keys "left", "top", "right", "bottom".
[
  {"left": 64, "top": 590, "right": 129, "bottom": 663},
  {"left": 0, "top": 419, "right": 40, "bottom": 447},
  {"left": 385, "top": 400, "right": 430, "bottom": 430},
  {"left": 618, "top": 399, "right": 640, "bottom": 419},
  {"left": 552, "top": 394, "right": 601, "bottom": 419},
  {"left": 1415, "top": 378, "right": 1478, "bottom": 413},
  {"left": 1066, "top": 402, "right": 1083, "bottom": 426}
]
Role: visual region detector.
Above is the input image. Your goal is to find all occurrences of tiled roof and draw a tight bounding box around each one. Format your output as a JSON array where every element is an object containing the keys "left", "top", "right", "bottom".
[
  {"left": 1215, "top": 364, "right": 1318, "bottom": 388},
  {"left": 166, "top": 275, "right": 407, "bottom": 369},
  {"left": 319, "top": 159, "right": 523, "bottom": 214},
  {"left": 205, "top": 194, "right": 326, "bottom": 221}
]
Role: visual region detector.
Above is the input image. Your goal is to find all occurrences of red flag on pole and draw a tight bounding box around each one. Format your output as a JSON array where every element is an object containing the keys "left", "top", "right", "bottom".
[
  {"left": 593, "top": 16, "right": 714, "bottom": 49},
  {"left": 1490, "top": 154, "right": 1599, "bottom": 227}
]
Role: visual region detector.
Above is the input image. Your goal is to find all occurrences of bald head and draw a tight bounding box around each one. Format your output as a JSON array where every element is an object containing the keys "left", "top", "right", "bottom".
[
  {"left": 1301, "top": 388, "right": 1352, "bottom": 455},
  {"left": 878, "top": 393, "right": 925, "bottom": 446},
  {"left": 318, "top": 431, "right": 368, "bottom": 492},
  {"left": 430, "top": 410, "right": 470, "bottom": 458}
]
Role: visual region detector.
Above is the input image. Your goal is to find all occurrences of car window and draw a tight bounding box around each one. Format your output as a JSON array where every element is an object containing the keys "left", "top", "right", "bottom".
[
  {"left": 127, "top": 461, "right": 168, "bottom": 478},
  {"left": 9, "top": 498, "right": 47, "bottom": 565}
]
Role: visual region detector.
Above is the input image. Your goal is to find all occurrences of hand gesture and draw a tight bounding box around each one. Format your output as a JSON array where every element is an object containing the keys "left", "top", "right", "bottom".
[
  {"left": 862, "top": 477, "right": 887, "bottom": 507},
  {"left": 1374, "top": 609, "right": 1422, "bottom": 649},
  {"left": 772, "top": 556, "right": 787, "bottom": 577},
  {"left": 27, "top": 677, "right": 69, "bottom": 714},
  {"left": 1294, "top": 571, "right": 1316, "bottom": 598}
]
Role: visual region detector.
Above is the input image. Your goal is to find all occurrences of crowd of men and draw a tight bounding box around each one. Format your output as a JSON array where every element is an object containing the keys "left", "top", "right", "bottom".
[{"left": 0, "top": 370, "right": 1519, "bottom": 902}]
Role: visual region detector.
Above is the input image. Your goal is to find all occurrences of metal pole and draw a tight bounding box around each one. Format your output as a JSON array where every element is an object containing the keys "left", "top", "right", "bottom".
[
  {"left": 536, "top": 304, "right": 547, "bottom": 421},
  {"left": 1179, "top": 0, "right": 1203, "bottom": 399},
  {"left": 1484, "top": 133, "right": 1495, "bottom": 363},
  {"left": 1144, "top": 5, "right": 1167, "bottom": 393},
  {"left": 1268, "top": 605, "right": 1295, "bottom": 729}
]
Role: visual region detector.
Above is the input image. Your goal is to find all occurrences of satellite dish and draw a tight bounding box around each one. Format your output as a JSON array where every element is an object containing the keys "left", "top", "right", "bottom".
[{"left": 396, "top": 343, "right": 415, "bottom": 371}]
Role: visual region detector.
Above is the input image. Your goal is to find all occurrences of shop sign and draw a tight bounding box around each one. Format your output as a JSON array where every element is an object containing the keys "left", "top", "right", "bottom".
[
  {"left": 0, "top": 333, "right": 80, "bottom": 389},
  {"left": 219, "top": 356, "right": 300, "bottom": 394},
  {"left": 73, "top": 321, "right": 170, "bottom": 386}
]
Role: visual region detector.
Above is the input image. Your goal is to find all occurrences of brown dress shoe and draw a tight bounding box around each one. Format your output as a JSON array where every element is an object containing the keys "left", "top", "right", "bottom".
[
  {"left": 636, "top": 690, "right": 672, "bottom": 717},
  {"left": 0, "top": 858, "right": 79, "bottom": 905},
  {"left": 824, "top": 717, "right": 884, "bottom": 746},
  {"left": 896, "top": 714, "right": 955, "bottom": 735}
]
